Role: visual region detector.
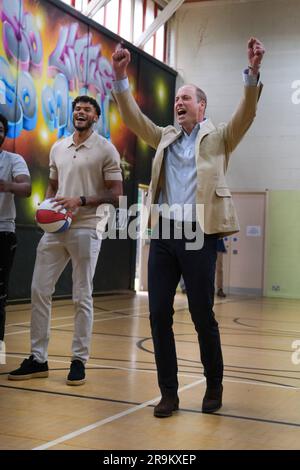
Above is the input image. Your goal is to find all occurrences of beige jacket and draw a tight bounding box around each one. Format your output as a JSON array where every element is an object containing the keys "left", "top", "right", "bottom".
[{"left": 114, "top": 83, "right": 263, "bottom": 236}]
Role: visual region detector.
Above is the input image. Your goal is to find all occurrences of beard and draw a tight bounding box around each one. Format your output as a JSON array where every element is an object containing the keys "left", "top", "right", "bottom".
[{"left": 73, "top": 119, "right": 94, "bottom": 132}]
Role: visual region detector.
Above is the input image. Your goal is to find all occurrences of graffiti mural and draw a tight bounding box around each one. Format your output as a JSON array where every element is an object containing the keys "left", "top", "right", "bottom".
[
  {"left": 0, "top": 0, "right": 115, "bottom": 140},
  {"left": 0, "top": 0, "right": 176, "bottom": 225}
]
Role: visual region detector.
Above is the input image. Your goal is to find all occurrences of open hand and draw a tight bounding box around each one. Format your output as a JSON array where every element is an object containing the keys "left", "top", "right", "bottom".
[{"left": 52, "top": 196, "right": 81, "bottom": 212}]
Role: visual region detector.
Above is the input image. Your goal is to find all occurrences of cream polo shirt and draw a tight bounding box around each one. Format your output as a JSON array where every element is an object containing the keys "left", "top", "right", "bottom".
[{"left": 49, "top": 131, "right": 122, "bottom": 229}]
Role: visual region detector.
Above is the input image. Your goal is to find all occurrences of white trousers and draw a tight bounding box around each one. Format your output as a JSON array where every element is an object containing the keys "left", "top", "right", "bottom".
[{"left": 30, "top": 229, "right": 101, "bottom": 364}]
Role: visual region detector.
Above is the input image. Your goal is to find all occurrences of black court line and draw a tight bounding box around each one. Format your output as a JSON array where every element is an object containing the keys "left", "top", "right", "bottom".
[
  {"left": 5, "top": 351, "right": 157, "bottom": 365},
  {"left": 232, "top": 316, "right": 300, "bottom": 326},
  {"left": 92, "top": 306, "right": 112, "bottom": 312},
  {"left": 1, "top": 369, "right": 297, "bottom": 387},
  {"left": 220, "top": 374, "right": 296, "bottom": 388},
  {"left": 6, "top": 294, "right": 135, "bottom": 315},
  {"left": 0, "top": 367, "right": 159, "bottom": 378},
  {"left": 223, "top": 371, "right": 300, "bottom": 382},
  {"left": 0, "top": 383, "right": 142, "bottom": 406},
  {"left": 1, "top": 366, "right": 297, "bottom": 388},
  {"left": 175, "top": 337, "right": 294, "bottom": 353},
  {"left": 52, "top": 329, "right": 149, "bottom": 340},
  {"left": 2, "top": 294, "right": 279, "bottom": 317},
  {"left": 48, "top": 324, "right": 297, "bottom": 355},
  {"left": 233, "top": 317, "right": 300, "bottom": 335},
  {"left": 6, "top": 311, "right": 144, "bottom": 332},
  {"left": 136, "top": 337, "right": 299, "bottom": 371},
  {"left": 51, "top": 325, "right": 296, "bottom": 349},
  {"left": 183, "top": 409, "right": 300, "bottom": 428},
  {"left": 0, "top": 383, "right": 300, "bottom": 430},
  {"left": 219, "top": 330, "right": 296, "bottom": 337},
  {"left": 8, "top": 350, "right": 298, "bottom": 373},
  {"left": 5, "top": 308, "right": 131, "bottom": 329},
  {"left": 45, "top": 316, "right": 297, "bottom": 353},
  {"left": 135, "top": 339, "right": 300, "bottom": 385},
  {"left": 6, "top": 301, "right": 73, "bottom": 313},
  {"left": 93, "top": 307, "right": 137, "bottom": 315},
  {"left": 4, "top": 351, "right": 299, "bottom": 378}
]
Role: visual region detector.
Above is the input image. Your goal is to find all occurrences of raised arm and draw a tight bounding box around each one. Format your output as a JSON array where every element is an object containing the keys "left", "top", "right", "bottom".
[
  {"left": 112, "top": 47, "right": 163, "bottom": 149},
  {"left": 224, "top": 37, "right": 265, "bottom": 156}
]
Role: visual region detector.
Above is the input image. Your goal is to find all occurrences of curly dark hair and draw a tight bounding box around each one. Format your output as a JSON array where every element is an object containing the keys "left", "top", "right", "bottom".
[
  {"left": 0, "top": 113, "right": 8, "bottom": 136},
  {"left": 72, "top": 95, "right": 101, "bottom": 117}
]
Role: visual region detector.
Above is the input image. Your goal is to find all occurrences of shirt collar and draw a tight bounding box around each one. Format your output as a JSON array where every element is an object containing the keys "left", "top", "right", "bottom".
[
  {"left": 181, "top": 119, "right": 206, "bottom": 138},
  {"left": 67, "top": 131, "right": 96, "bottom": 149}
]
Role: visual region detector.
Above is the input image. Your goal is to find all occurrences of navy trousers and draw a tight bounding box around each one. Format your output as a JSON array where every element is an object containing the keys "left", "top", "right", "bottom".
[{"left": 148, "top": 219, "right": 223, "bottom": 396}]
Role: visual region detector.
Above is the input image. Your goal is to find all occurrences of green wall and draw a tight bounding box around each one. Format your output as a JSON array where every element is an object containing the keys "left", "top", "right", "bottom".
[{"left": 265, "top": 191, "right": 300, "bottom": 298}]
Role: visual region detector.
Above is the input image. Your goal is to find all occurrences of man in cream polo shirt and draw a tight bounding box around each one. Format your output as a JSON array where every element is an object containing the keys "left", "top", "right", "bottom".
[{"left": 9, "top": 96, "right": 123, "bottom": 385}]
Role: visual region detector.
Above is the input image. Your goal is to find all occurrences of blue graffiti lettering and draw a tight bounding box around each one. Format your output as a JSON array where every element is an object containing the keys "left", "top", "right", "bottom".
[
  {"left": 42, "top": 73, "right": 73, "bottom": 138},
  {"left": 0, "top": 57, "right": 37, "bottom": 138}
]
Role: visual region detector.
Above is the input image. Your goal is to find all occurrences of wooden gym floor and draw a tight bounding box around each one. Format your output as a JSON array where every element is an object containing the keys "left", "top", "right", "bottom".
[{"left": 0, "top": 292, "right": 300, "bottom": 450}]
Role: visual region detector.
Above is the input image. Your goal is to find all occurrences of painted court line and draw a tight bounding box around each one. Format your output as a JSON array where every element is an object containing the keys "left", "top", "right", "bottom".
[
  {"left": 32, "top": 378, "right": 206, "bottom": 450},
  {"left": 5, "top": 354, "right": 300, "bottom": 388},
  {"left": 4, "top": 354, "right": 203, "bottom": 379},
  {"left": 5, "top": 304, "right": 150, "bottom": 329},
  {"left": 4, "top": 312, "right": 148, "bottom": 337}
]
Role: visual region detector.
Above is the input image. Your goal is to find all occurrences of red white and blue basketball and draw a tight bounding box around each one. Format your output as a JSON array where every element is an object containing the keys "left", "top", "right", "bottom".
[{"left": 35, "top": 199, "right": 73, "bottom": 233}]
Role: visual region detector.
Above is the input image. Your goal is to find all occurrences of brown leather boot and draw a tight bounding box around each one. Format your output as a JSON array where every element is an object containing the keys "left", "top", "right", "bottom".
[
  {"left": 154, "top": 395, "right": 179, "bottom": 418},
  {"left": 202, "top": 385, "right": 223, "bottom": 413}
]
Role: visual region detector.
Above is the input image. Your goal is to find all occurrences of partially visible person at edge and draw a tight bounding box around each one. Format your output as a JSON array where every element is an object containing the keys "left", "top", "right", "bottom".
[
  {"left": 0, "top": 113, "right": 31, "bottom": 346},
  {"left": 111, "top": 38, "right": 265, "bottom": 417},
  {"left": 8, "top": 96, "right": 123, "bottom": 385}
]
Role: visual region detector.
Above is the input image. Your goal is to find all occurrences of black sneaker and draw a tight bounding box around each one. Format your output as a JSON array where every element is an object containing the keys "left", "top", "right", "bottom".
[
  {"left": 8, "top": 355, "right": 49, "bottom": 381},
  {"left": 66, "top": 360, "right": 86, "bottom": 386}
]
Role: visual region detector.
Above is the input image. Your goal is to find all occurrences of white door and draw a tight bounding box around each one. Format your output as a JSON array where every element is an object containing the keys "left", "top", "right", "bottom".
[{"left": 223, "top": 192, "right": 266, "bottom": 296}]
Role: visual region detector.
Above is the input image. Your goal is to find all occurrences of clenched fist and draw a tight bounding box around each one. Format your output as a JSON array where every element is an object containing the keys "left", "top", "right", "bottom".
[
  {"left": 248, "top": 37, "right": 265, "bottom": 74},
  {"left": 112, "top": 45, "right": 131, "bottom": 80}
]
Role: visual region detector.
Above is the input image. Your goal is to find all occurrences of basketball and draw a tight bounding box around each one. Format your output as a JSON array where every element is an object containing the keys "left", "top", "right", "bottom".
[{"left": 35, "top": 199, "right": 73, "bottom": 233}]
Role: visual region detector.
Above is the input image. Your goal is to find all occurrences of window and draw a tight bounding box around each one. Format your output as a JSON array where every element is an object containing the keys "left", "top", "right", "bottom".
[
  {"left": 143, "top": 0, "right": 154, "bottom": 55},
  {"left": 71, "top": 0, "right": 167, "bottom": 63},
  {"left": 106, "top": 0, "right": 119, "bottom": 34},
  {"left": 75, "top": 0, "right": 83, "bottom": 10},
  {"left": 119, "top": 0, "right": 133, "bottom": 41},
  {"left": 155, "top": 24, "right": 165, "bottom": 62},
  {"left": 92, "top": 7, "right": 105, "bottom": 25},
  {"left": 133, "top": 0, "right": 143, "bottom": 43}
]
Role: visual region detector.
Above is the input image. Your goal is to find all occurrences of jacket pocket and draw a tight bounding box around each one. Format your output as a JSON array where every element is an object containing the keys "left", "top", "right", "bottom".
[{"left": 215, "top": 187, "right": 232, "bottom": 197}]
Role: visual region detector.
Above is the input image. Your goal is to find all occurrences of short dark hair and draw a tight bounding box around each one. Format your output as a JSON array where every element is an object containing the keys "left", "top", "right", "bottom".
[
  {"left": 194, "top": 86, "right": 207, "bottom": 108},
  {"left": 72, "top": 95, "right": 101, "bottom": 117},
  {"left": 0, "top": 113, "right": 8, "bottom": 136}
]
